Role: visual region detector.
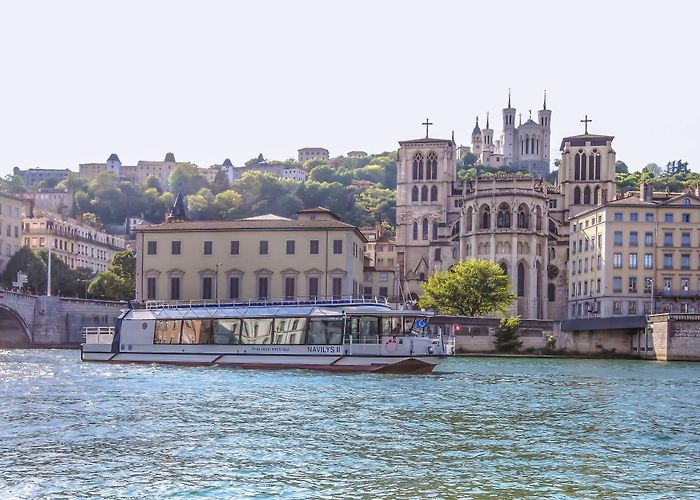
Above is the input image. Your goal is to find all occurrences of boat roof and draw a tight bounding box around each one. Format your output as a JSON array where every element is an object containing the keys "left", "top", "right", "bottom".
[{"left": 126, "top": 302, "right": 434, "bottom": 320}]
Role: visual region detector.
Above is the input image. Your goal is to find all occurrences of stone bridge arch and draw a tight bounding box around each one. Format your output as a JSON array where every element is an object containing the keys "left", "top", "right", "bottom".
[{"left": 0, "top": 304, "right": 32, "bottom": 347}]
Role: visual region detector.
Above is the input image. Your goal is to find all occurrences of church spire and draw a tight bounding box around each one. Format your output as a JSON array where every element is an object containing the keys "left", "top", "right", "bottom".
[
  {"left": 486, "top": 112, "right": 490, "bottom": 129},
  {"left": 167, "top": 192, "right": 189, "bottom": 223},
  {"left": 543, "top": 90, "right": 547, "bottom": 110},
  {"left": 507, "top": 88, "right": 511, "bottom": 108}
]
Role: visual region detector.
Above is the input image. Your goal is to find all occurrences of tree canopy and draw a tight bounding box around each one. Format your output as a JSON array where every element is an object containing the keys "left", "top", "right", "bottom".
[
  {"left": 417, "top": 260, "right": 515, "bottom": 316},
  {"left": 88, "top": 250, "right": 135, "bottom": 301}
]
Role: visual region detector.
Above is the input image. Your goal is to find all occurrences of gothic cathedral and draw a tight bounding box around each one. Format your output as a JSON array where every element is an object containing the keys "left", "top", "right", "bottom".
[{"left": 396, "top": 94, "right": 617, "bottom": 320}]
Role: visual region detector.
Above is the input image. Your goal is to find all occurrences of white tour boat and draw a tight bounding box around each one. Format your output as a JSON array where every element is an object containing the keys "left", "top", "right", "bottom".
[{"left": 81, "top": 297, "right": 455, "bottom": 374}]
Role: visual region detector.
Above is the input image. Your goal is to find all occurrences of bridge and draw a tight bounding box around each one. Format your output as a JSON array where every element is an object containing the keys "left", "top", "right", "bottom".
[{"left": 0, "top": 290, "right": 126, "bottom": 347}]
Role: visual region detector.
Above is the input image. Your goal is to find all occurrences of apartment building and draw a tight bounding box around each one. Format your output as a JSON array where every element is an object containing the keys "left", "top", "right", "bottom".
[
  {"left": 0, "top": 192, "right": 31, "bottom": 271},
  {"left": 12, "top": 167, "right": 73, "bottom": 188},
  {"left": 23, "top": 210, "right": 127, "bottom": 273},
  {"left": 134, "top": 205, "right": 366, "bottom": 302},
  {"left": 568, "top": 188, "right": 700, "bottom": 320}
]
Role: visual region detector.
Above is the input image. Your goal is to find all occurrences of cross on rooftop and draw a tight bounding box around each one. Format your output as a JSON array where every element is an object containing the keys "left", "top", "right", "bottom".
[
  {"left": 422, "top": 118, "right": 433, "bottom": 138},
  {"left": 581, "top": 115, "right": 592, "bottom": 134}
]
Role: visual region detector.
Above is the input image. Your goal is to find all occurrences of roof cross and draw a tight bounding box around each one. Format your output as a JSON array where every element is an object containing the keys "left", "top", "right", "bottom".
[
  {"left": 422, "top": 118, "right": 433, "bottom": 138},
  {"left": 581, "top": 114, "right": 592, "bottom": 134}
]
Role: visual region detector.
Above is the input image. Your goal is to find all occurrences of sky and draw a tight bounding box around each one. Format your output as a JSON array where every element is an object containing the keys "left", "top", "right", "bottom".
[{"left": 0, "top": 0, "right": 697, "bottom": 176}]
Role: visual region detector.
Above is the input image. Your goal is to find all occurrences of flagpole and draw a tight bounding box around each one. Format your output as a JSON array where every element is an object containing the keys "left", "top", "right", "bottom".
[{"left": 47, "top": 242, "right": 52, "bottom": 297}]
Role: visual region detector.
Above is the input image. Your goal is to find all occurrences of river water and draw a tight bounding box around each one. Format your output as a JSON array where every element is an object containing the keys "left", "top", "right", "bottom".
[{"left": 0, "top": 350, "right": 699, "bottom": 498}]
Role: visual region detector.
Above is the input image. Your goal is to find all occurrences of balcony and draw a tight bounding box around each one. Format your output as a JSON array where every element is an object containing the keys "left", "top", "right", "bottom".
[{"left": 657, "top": 289, "right": 700, "bottom": 298}]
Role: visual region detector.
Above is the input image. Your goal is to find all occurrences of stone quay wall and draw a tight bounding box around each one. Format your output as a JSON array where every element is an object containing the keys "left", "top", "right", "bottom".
[{"left": 647, "top": 314, "right": 700, "bottom": 361}]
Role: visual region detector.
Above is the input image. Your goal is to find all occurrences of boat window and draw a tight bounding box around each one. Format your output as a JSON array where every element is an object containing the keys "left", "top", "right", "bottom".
[
  {"left": 213, "top": 320, "right": 242, "bottom": 344},
  {"left": 241, "top": 318, "right": 274, "bottom": 344},
  {"left": 381, "top": 317, "right": 402, "bottom": 336},
  {"left": 359, "top": 317, "right": 379, "bottom": 343},
  {"left": 405, "top": 317, "right": 429, "bottom": 335},
  {"left": 274, "top": 317, "right": 307, "bottom": 344},
  {"left": 155, "top": 320, "right": 182, "bottom": 344},
  {"left": 346, "top": 317, "right": 360, "bottom": 342},
  {"left": 307, "top": 318, "right": 344, "bottom": 345},
  {"left": 181, "top": 320, "right": 213, "bottom": 344}
]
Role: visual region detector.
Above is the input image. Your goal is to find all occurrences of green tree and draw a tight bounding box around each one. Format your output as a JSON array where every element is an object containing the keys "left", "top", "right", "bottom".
[
  {"left": 210, "top": 167, "right": 230, "bottom": 194},
  {"left": 1, "top": 247, "right": 46, "bottom": 293},
  {"left": 615, "top": 161, "right": 629, "bottom": 174},
  {"left": 57, "top": 172, "right": 88, "bottom": 192},
  {"left": 1, "top": 174, "right": 26, "bottom": 193},
  {"left": 462, "top": 152, "right": 478, "bottom": 167},
  {"left": 88, "top": 250, "right": 135, "bottom": 300},
  {"left": 144, "top": 174, "right": 163, "bottom": 193},
  {"left": 214, "top": 190, "right": 244, "bottom": 219},
  {"left": 168, "top": 163, "right": 208, "bottom": 195},
  {"left": 355, "top": 186, "right": 396, "bottom": 226},
  {"left": 493, "top": 316, "right": 522, "bottom": 352},
  {"left": 645, "top": 162, "right": 662, "bottom": 177},
  {"left": 417, "top": 260, "right": 515, "bottom": 316}
]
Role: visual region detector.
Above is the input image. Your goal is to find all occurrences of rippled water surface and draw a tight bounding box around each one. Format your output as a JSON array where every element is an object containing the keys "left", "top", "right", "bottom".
[{"left": 1, "top": 350, "right": 700, "bottom": 498}]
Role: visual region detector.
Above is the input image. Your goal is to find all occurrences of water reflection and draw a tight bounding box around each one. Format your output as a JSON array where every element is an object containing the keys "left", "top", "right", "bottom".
[{"left": 0, "top": 351, "right": 699, "bottom": 497}]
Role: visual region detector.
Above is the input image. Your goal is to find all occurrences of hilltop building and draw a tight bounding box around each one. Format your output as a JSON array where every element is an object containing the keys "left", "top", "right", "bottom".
[
  {"left": 462, "top": 91, "right": 552, "bottom": 177},
  {"left": 12, "top": 167, "right": 73, "bottom": 188},
  {"left": 298, "top": 147, "right": 329, "bottom": 164},
  {"left": 215, "top": 158, "right": 307, "bottom": 184}
]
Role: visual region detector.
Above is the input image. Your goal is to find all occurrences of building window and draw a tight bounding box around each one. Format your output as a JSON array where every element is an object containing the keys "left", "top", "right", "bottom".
[
  {"left": 681, "top": 254, "right": 691, "bottom": 269},
  {"left": 422, "top": 219, "right": 429, "bottom": 240},
  {"left": 664, "top": 253, "right": 673, "bottom": 269},
  {"left": 613, "top": 253, "right": 622, "bottom": 268},
  {"left": 257, "top": 277, "right": 270, "bottom": 299},
  {"left": 628, "top": 301, "right": 637, "bottom": 315},
  {"left": 548, "top": 283, "right": 555, "bottom": 302},
  {"left": 614, "top": 231, "right": 623, "bottom": 246},
  {"left": 682, "top": 213, "right": 691, "bottom": 223},
  {"left": 629, "top": 277, "right": 637, "bottom": 293},
  {"left": 171, "top": 240, "right": 181, "bottom": 255},
  {"left": 332, "top": 277, "right": 343, "bottom": 299},
  {"left": 379, "top": 286, "right": 388, "bottom": 298},
  {"left": 147, "top": 241, "right": 157, "bottom": 255},
  {"left": 333, "top": 240, "right": 343, "bottom": 254},
  {"left": 681, "top": 278, "right": 690, "bottom": 291},
  {"left": 664, "top": 232, "right": 673, "bottom": 247},
  {"left": 411, "top": 186, "right": 419, "bottom": 202},
  {"left": 628, "top": 253, "right": 638, "bottom": 269},
  {"left": 170, "top": 277, "right": 181, "bottom": 300},
  {"left": 228, "top": 277, "right": 240, "bottom": 299},
  {"left": 613, "top": 277, "right": 622, "bottom": 293},
  {"left": 146, "top": 277, "right": 157, "bottom": 300},
  {"left": 630, "top": 212, "right": 639, "bottom": 222},
  {"left": 202, "top": 277, "right": 213, "bottom": 299},
  {"left": 629, "top": 231, "right": 638, "bottom": 246},
  {"left": 644, "top": 253, "right": 653, "bottom": 269},
  {"left": 497, "top": 204, "right": 511, "bottom": 228},
  {"left": 204, "top": 241, "right": 213, "bottom": 255},
  {"left": 597, "top": 278, "right": 601, "bottom": 293},
  {"left": 308, "top": 277, "right": 319, "bottom": 299},
  {"left": 284, "top": 277, "right": 296, "bottom": 300},
  {"left": 286, "top": 240, "right": 296, "bottom": 255},
  {"left": 517, "top": 263, "right": 525, "bottom": 297},
  {"left": 260, "top": 240, "right": 269, "bottom": 255},
  {"left": 664, "top": 277, "right": 672, "bottom": 291},
  {"left": 614, "top": 212, "right": 623, "bottom": 222},
  {"left": 230, "top": 240, "right": 240, "bottom": 255},
  {"left": 613, "top": 301, "right": 621, "bottom": 314},
  {"left": 682, "top": 232, "right": 691, "bottom": 247},
  {"left": 645, "top": 232, "right": 653, "bottom": 246},
  {"left": 665, "top": 213, "right": 673, "bottom": 223},
  {"left": 430, "top": 186, "right": 438, "bottom": 202},
  {"left": 645, "top": 213, "right": 654, "bottom": 222}
]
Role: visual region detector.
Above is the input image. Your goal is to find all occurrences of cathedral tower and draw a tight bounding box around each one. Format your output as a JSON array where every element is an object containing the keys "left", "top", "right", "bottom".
[
  {"left": 471, "top": 117, "right": 482, "bottom": 159},
  {"left": 502, "top": 90, "right": 516, "bottom": 161},
  {"left": 482, "top": 113, "right": 494, "bottom": 155},
  {"left": 558, "top": 116, "right": 617, "bottom": 219},
  {"left": 537, "top": 91, "right": 552, "bottom": 167}
]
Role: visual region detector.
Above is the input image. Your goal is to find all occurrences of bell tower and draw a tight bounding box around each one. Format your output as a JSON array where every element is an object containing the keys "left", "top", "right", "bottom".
[
  {"left": 558, "top": 115, "right": 617, "bottom": 219},
  {"left": 502, "top": 89, "right": 516, "bottom": 162}
]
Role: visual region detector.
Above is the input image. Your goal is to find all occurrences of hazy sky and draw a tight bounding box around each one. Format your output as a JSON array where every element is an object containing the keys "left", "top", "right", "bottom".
[{"left": 1, "top": 0, "right": 697, "bottom": 176}]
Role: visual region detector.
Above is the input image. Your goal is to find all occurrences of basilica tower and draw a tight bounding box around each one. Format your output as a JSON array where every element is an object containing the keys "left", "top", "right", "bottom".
[{"left": 502, "top": 90, "right": 516, "bottom": 162}]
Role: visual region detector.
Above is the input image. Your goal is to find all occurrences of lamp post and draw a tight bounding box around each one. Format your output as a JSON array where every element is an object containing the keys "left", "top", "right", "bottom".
[
  {"left": 646, "top": 277, "right": 655, "bottom": 315},
  {"left": 215, "top": 263, "right": 221, "bottom": 301},
  {"left": 47, "top": 242, "right": 52, "bottom": 297}
]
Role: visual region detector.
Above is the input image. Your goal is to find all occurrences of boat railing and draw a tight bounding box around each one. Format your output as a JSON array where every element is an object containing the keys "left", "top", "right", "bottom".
[
  {"left": 83, "top": 326, "right": 115, "bottom": 344},
  {"left": 145, "top": 296, "right": 390, "bottom": 310}
]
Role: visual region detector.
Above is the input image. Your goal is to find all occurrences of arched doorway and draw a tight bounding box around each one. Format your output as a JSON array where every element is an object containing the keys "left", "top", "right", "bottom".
[{"left": 0, "top": 306, "right": 32, "bottom": 347}]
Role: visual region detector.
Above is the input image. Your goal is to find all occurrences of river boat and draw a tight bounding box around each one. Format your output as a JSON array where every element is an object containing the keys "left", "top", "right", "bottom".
[{"left": 81, "top": 297, "right": 455, "bottom": 374}]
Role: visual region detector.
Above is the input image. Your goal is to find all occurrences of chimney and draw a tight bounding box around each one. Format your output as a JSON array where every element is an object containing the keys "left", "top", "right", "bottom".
[{"left": 639, "top": 182, "right": 653, "bottom": 202}]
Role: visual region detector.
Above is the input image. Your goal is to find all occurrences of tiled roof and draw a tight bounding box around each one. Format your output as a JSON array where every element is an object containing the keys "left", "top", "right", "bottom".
[{"left": 136, "top": 218, "right": 364, "bottom": 237}]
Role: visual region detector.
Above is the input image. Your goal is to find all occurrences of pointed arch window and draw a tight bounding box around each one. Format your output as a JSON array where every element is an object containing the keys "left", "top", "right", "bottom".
[
  {"left": 583, "top": 186, "right": 591, "bottom": 205},
  {"left": 426, "top": 152, "right": 438, "bottom": 180},
  {"left": 517, "top": 262, "right": 526, "bottom": 297},
  {"left": 432, "top": 221, "right": 438, "bottom": 240},
  {"left": 594, "top": 151, "right": 601, "bottom": 179},
  {"left": 412, "top": 153, "right": 424, "bottom": 180},
  {"left": 574, "top": 186, "right": 581, "bottom": 204},
  {"left": 421, "top": 186, "right": 428, "bottom": 202},
  {"left": 594, "top": 186, "right": 600, "bottom": 205},
  {"left": 517, "top": 205, "right": 529, "bottom": 229},
  {"left": 422, "top": 218, "right": 429, "bottom": 240},
  {"left": 589, "top": 153, "right": 596, "bottom": 179},
  {"left": 499, "top": 261, "right": 508, "bottom": 276},
  {"left": 574, "top": 152, "right": 581, "bottom": 180},
  {"left": 411, "top": 186, "right": 419, "bottom": 202},
  {"left": 430, "top": 185, "right": 438, "bottom": 202},
  {"left": 535, "top": 206, "right": 542, "bottom": 231},
  {"left": 481, "top": 205, "right": 491, "bottom": 229},
  {"left": 496, "top": 203, "right": 511, "bottom": 228},
  {"left": 466, "top": 206, "right": 473, "bottom": 231},
  {"left": 412, "top": 221, "right": 418, "bottom": 240}
]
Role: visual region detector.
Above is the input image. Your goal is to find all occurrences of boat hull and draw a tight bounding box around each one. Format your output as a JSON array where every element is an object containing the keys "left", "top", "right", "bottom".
[{"left": 80, "top": 350, "right": 443, "bottom": 374}]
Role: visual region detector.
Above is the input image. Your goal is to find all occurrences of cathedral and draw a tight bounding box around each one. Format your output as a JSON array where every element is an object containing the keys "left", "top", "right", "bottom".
[
  {"left": 396, "top": 96, "right": 617, "bottom": 321},
  {"left": 458, "top": 91, "right": 552, "bottom": 177}
]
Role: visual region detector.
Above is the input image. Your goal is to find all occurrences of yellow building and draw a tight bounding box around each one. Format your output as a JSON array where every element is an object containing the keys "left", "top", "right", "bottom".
[
  {"left": 569, "top": 188, "right": 700, "bottom": 320},
  {"left": 0, "top": 191, "right": 31, "bottom": 271},
  {"left": 134, "top": 204, "right": 366, "bottom": 302},
  {"left": 22, "top": 209, "right": 127, "bottom": 273}
]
